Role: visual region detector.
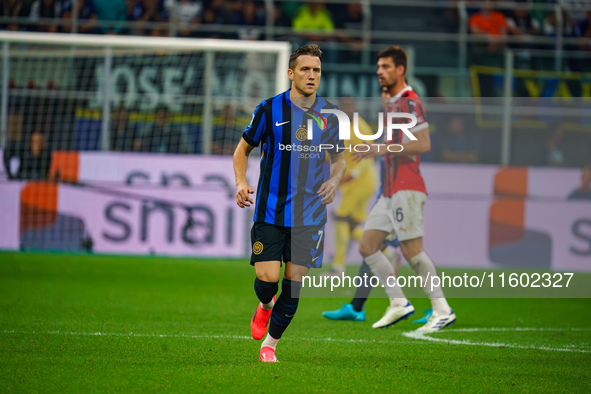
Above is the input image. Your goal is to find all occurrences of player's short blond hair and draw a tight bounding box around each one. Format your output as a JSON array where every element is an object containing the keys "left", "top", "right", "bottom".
[{"left": 289, "top": 44, "right": 323, "bottom": 70}]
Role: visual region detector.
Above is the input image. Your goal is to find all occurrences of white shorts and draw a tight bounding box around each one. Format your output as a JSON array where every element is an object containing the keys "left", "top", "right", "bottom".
[{"left": 364, "top": 190, "right": 426, "bottom": 242}]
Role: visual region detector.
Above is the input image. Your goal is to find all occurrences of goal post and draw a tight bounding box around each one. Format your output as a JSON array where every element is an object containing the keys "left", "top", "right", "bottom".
[
  {"left": 0, "top": 31, "right": 291, "bottom": 255},
  {"left": 0, "top": 31, "right": 291, "bottom": 155}
]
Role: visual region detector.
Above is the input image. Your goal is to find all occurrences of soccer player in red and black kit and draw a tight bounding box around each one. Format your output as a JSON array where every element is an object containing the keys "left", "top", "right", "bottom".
[
  {"left": 325, "top": 46, "right": 456, "bottom": 332},
  {"left": 234, "top": 44, "right": 346, "bottom": 362}
]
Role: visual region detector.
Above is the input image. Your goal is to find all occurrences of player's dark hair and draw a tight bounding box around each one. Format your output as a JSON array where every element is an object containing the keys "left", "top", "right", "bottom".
[
  {"left": 377, "top": 46, "right": 408, "bottom": 76},
  {"left": 289, "top": 44, "right": 323, "bottom": 70}
]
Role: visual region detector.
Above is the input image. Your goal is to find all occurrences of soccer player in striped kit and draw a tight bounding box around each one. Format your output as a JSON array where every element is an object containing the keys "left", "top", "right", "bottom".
[
  {"left": 352, "top": 46, "right": 456, "bottom": 332},
  {"left": 233, "top": 44, "right": 346, "bottom": 362}
]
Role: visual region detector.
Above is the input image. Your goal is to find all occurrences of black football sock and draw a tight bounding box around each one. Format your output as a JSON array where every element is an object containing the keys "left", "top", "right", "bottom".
[
  {"left": 351, "top": 260, "right": 373, "bottom": 312},
  {"left": 254, "top": 278, "right": 278, "bottom": 305},
  {"left": 268, "top": 278, "right": 302, "bottom": 340}
]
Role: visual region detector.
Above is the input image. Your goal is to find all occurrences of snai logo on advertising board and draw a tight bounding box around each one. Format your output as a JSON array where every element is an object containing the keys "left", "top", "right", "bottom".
[{"left": 1, "top": 151, "right": 589, "bottom": 270}]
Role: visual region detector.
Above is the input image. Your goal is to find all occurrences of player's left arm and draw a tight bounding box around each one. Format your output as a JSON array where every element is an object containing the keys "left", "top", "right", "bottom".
[
  {"left": 318, "top": 151, "right": 346, "bottom": 204},
  {"left": 354, "top": 97, "right": 431, "bottom": 160},
  {"left": 352, "top": 127, "right": 430, "bottom": 161},
  {"left": 392, "top": 126, "right": 431, "bottom": 156}
]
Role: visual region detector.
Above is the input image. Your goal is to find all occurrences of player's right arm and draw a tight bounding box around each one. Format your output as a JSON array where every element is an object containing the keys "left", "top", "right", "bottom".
[
  {"left": 233, "top": 100, "right": 267, "bottom": 208},
  {"left": 234, "top": 138, "right": 255, "bottom": 208}
]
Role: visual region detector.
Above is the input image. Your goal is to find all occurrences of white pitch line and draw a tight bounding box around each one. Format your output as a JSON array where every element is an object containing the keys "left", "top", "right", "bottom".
[
  {"left": 1, "top": 328, "right": 589, "bottom": 353},
  {"left": 444, "top": 327, "right": 591, "bottom": 333},
  {"left": 0, "top": 330, "right": 410, "bottom": 345},
  {"left": 403, "top": 327, "right": 591, "bottom": 353}
]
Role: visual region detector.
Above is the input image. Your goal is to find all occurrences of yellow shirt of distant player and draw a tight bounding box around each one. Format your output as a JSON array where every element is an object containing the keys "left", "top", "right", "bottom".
[
  {"left": 335, "top": 115, "right": 377, "bottom": 222},
  {"left": 342, "top": 115, "right": 377, "bottom": 185}
]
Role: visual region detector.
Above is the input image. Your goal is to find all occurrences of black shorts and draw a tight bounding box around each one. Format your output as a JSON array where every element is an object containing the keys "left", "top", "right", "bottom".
[{"left": 250, "top": 222, "right": 325, "bottom": 268}]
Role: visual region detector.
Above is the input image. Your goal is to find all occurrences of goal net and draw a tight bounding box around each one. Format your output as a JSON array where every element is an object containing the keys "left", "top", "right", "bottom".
[
  {"left": 1, "top": 32, "right": 289, "bottom": 159},
  {"left": 0, "top": 32, "right": 289, "bottom": 255}
]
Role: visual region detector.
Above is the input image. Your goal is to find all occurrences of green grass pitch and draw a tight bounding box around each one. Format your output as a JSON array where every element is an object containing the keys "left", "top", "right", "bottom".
[{"left": 1, "top": 252, "right": 590, "bottom": 392}]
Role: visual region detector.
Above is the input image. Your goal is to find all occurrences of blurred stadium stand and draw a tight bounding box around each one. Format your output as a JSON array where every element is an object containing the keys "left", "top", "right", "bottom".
[{"left": 0, "top": 0, "right": 589, "bottom": 168}]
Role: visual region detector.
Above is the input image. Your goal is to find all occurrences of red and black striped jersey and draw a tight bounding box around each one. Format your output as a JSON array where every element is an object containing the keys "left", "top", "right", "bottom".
[{"left": 382, "top": 86, "right": 428, "bottom": 197}]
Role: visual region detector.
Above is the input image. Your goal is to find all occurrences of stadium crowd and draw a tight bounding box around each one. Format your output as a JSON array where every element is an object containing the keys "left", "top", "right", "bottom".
[
  {"left": 0, "top": 0, "right": 589, "bottom": 60},
  {"left": 0, "top": 1, "right": 590, "bottom": 171}
]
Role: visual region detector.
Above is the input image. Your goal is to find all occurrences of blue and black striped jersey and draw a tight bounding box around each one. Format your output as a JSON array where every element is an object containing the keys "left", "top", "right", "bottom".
[{"left": 243, "top": 89, "right": 343, "bottom": 227}]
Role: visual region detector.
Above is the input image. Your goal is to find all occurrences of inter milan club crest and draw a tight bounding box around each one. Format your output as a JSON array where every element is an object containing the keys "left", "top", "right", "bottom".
[
  {"left": 295, "top": 125, "right": 308, "bottom": 141},
  {"left": 253, "top": 241, "right": 263, "bottom": 255}
]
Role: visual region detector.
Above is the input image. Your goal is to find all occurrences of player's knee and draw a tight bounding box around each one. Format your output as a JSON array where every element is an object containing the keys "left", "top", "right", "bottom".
[
  {"left": 359, "top": 242, "right": 379, "bottom": 258},
  {"left": 284, "top": 271, "right": 300, "bottom": 282},
  {"left": 256, "top": 270, "right": 280, "bottom": 283},
  {"left": 402, "top": 250, "right": 418, "bottom": 264},
  {"left": 400, "top": 242, "right": 423, "bottom": 262},
  {"left": 284, "top": 264, "right": 309, "bottom": 282}
]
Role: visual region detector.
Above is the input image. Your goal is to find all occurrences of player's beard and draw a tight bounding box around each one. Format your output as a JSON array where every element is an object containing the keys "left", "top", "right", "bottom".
[
  {"left": 381, "top": 84, "right": 393, "bottom": 93},
  {"left": 381, "top": 76, "right": 397, "bottom": 93}
]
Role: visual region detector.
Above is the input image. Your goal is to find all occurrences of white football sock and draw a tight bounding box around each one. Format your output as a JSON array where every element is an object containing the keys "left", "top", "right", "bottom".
[
  {"left": 261, "top": 298, "right": 275, "bottom": 311},
  {"left": 385, "top": 247, "right": 403, "bottom": 275},
  {"left": 408, "top": 251, "right": 451, "bottom": 315},
  {"left": 430, "top": 298, "right": 452, "bottom": 316},
  {"left": 261, "top": 333, "right": 279, "bottom": 350},
  {"left": 365, "top": 250, "right": 408, "bottom": 307}
]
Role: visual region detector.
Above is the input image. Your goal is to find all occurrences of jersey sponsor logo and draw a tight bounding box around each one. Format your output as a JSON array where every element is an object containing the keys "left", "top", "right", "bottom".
[
  {"left": 275, "top": 120, "right": 290, "bottom": 126},
  {"left": 253, "top": 241, "right": 264, "bottom": 255}
]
